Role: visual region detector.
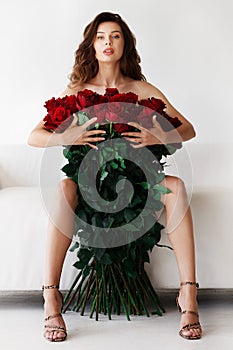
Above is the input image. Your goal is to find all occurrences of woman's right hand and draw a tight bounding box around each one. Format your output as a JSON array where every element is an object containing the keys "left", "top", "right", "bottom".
[{"left": 59, "top": 115, "right": 106, "bottom": 149}]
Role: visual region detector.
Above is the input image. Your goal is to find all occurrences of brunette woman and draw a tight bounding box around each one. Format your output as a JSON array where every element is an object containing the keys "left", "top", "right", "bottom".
[{"left": 28, "top": 12, "right": 202, "bottom": 341}]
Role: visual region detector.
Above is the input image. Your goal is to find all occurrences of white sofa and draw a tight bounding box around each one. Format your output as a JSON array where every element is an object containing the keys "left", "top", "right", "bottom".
[{"left": 0, "top": 142, "right": 233, "bottom": 290}]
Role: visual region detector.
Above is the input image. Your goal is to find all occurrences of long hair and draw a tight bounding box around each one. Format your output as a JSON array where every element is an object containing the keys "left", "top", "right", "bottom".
[{"left": 68, "top": 12, "right": 146, "bottom": 86}]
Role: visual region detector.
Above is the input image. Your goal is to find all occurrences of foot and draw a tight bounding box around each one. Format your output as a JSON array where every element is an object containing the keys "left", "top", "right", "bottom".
[
  {"left": 43, "top": 288, "right": 67, "bottom": 342},
  {"left": 177, "top": 284, "right": 202, "bottom": 339}
]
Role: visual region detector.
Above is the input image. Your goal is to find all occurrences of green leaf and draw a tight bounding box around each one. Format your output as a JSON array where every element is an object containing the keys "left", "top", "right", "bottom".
[
  {"left": 77, "top": 248, "right": 93, "bottom": 264},
  {"left": 149, "top": 198, "right": 164, "bottom": 211},
  {"left": 69, "top": 241, "right": 79, "bottom": 252},
  {"left": 77, "top": 210, "right": 87, "bottom": 223},
  {"left": 153, "top": 184, "right": 171, "bottom": 194},
  {"left": 138, "top": 182, "right": 150, "bottom": 189},
  {"left": 61, "top": 163, "right": 76, "bottom": 177},
  {"left": 124, "top": 223, "right": 140, "bottom": 232},
  {"left": 129, "top": 247, "right": 136, "bottom": 261},
  {"left": 141, "top": 250, "right": 150, "bottom": 263},
  {"left": 102, "top": 216, "right": 115, "bottom": 231},
  {"left": 119, "top": 159, "right": 126, "bottom": 169},
  {"left": 91, "top": 213, "right": 103, "bottom": 227},
  {"left": 155, "top": 172, "right": 165, "bottom": 184},
  {"left": 78, "top": 172, "right": 90, "bottom": 186},
  {"left": 73, "top": 260, "right": 86, "bottom": 269},
  {"left": 93, "top": 248, "right": 105, "bottom": 260},
  {"left": 100, "top": 170, "right": 108, "bottom": 181},
  {"left": 110, "top": 161, "right": 118, "bottom": 169},
  {"left": 82, "top": 265, "right": 91, "bottom": 277},
  {"left": 142, "top": 235, "right": 158, "bottom": 250},
  {"left": 124, "top": 208, "right": 137, "bottom": 223},
  {"left": 121, "top": 258, "right": 137, "bottom": 278},
  {"left": 77, "top": 111, "right": 89, "bottom": 125}
]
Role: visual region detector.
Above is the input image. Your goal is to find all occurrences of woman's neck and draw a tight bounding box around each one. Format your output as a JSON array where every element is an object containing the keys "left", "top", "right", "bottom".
[{"left": 90, "top": 62, "right": 125, "bottom": 88}]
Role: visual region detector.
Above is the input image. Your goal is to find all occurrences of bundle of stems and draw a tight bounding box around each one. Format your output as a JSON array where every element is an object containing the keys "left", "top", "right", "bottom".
[{"left": 62, "top": 253, "right": 165, "bottom": 320}]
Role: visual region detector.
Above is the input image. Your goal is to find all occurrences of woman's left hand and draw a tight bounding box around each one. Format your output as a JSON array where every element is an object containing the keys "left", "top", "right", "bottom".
[{"left": 121, "top": 116, "right": 166, "bottom": 148}]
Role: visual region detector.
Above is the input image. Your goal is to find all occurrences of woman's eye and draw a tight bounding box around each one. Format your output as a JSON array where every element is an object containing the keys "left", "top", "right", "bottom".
[
  {"left": 112, "top": 35, "right": 120, "bottom": 39},
  {"left": 97, "top": 36, "right": 104, "bottom": 40}
]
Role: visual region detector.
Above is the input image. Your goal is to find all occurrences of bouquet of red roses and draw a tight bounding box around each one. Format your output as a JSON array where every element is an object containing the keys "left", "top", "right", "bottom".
[
  {"left": 42, "top": 88, "right": 182, "bottom": 320},
  {"left": 43, "top": 88, "right": 182, "bottom": 134}
]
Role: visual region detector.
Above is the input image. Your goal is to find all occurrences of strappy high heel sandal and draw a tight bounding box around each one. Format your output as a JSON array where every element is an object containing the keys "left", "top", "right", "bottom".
[
  {"left": 42, "top": 284, "right": 67, "bottom": 342},
  {"left": 176, "top": 281, "right": 202, "bottom": 340}
]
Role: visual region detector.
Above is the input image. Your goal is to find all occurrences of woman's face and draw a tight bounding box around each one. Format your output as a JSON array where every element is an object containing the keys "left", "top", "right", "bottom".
[{"left": 93, "top": 22, "right": 124, "bottom": 63}]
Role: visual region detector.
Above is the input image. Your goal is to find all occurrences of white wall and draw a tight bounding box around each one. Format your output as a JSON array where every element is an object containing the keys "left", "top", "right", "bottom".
[{"left": 0, "top": 0, "right": 233, "bottom": 145}]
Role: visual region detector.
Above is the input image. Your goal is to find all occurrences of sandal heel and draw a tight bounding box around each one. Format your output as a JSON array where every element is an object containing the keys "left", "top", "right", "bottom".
[
  {"left": 177, "top": 281, "right": 202, "bottom": 340},
  {"left": 42, "top": 284, "right": 67, "bottom": 342}
]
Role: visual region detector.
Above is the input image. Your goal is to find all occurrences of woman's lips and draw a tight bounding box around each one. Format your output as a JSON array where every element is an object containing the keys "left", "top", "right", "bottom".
[{"left": 103, "top": 48, "right": 114, "bottom": 55}]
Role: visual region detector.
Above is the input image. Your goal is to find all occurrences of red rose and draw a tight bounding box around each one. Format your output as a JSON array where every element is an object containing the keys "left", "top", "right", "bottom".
[
  {"left": 135, "top": 97, "right": 167, "bottom": 129},
  {"left": 156, "top": 112, "right": 182, "bottom": 131},
  {"left": 90, "top": 103, "right": 107, "bottom": 124},
  {"left": 76, "top": 89, "right": 100, "bottom": 110},
  {"left": 135, "top": 110, "right": 153, "bottom": 129},
  {"left": 44, "top": 97, "right": 62, "bottom": 115},
  {"left": 113, "top": 123, "right": 135, "bottom": 133},
  {"left": 104, "top": 88, "right": 119, "bottom": 97},
  {"left": 43, "top": 106, "right": 72, "bottom": 132},
  {"left": 61, "top": 95, "right": 78, "bottom": 114},
  {"left": 105, "top": 102, "right": 126, "bottom": 122},
  {"left": 139, "top": 97, "right": 166, "bottom": 114},
  {"left": 109, "top": 92, "right": 138, "bottom": 104}
]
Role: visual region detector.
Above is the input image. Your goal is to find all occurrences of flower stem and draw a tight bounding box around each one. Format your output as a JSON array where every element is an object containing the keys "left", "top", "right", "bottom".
[
  {"left": 80, "top": 267, "right": 94, "bottom": 315},
  {"left": 62, "top": 269, "right": 83, "bottom": 312},
  {"left": 110, "top": 265, "right": 130, "bottom": 321},
  {"left": 102, "top": 265, "right": 111, "bottom": 320}
]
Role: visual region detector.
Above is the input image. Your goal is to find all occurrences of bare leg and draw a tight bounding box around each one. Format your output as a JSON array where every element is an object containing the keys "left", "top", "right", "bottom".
[
  {"left": 161, "top": 176, "right": 202, "bottom": 339},
  {"left": 43, "top": 178, "right": 78, "bottom": 341}
]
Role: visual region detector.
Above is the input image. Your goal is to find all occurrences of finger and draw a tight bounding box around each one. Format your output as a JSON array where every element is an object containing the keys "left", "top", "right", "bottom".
[
  {"left": 68, "top": 113, "right": 79, "bottom": 127},
  {"left": 121, "top": 131, "right": 141, "bottom": 137},
  {"left": 130, "top": 143, "right": 145, "bottom": 149},
  {"left": 127, "top": 122, "right": 146, "bottom": 132},
  {"left": 152, "top": 115, "right": 162, "bottom": 128},
  {"left": 81, "top": 117, "right": 98, "bottom": 129},
  {"left": 82, "top": 136, "right": 106, "bottom": 142},
  {"left": 85, "top": 129, "right": 106, "bottom": 136},
  {"left": 124, "top": 137, "right": 141, "bottom": 143},
  {"left": 85, "top": 142, "right": 98, "bottom": 150}
]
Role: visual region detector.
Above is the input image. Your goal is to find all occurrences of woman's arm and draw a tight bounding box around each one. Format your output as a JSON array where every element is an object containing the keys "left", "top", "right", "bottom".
[
  {"left": 28, "top": 87, "right": 106, "bottom": 148},
  {"left": 27, "top": 121, "right": 64, "bottom": 148},
  {"left": 139, "top": 82, "right": 196, "bottom": 143},
  {"left": 28, "top": 87, "right": 73, "bottom": 147}
]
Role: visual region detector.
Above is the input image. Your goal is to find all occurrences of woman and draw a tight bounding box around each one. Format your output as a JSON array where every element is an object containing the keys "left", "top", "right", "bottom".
[{"left": 28, "top": 12, "right": 202, "bottom": 342}]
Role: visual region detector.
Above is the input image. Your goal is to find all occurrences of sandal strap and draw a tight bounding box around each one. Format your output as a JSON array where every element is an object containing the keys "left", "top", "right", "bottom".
[
  {"left": 42, "top": 284, "right": 59, "bottom": 290},
  {"left": 44, "top": 325, "right": 67, "bottom": 333},
  {"left": 180, "top": 281, "right": 199, "bottom": 288},
  {"left": 181, "top": 310, "right": 199, "bottom": 317},
  {"left": 181, "top": 321, "right": 201, "bottom": 331},
  {"left": 44, "top": 313, "right": 62, "bottom": 321}
]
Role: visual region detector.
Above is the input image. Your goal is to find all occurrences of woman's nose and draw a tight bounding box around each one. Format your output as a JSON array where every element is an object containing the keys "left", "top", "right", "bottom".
[{"left": 105, "top": 40, "right": 112, "bottom": 45}]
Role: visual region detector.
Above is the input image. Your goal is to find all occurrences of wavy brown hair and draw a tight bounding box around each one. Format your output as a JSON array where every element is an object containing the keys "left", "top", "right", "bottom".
[{"left": 68, "top": 12, "right": 146, "bottom": 87}]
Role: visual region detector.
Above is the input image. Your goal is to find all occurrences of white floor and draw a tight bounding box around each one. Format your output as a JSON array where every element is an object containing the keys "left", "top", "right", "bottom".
[{"left": 0, "top": 291, "right": 232, "bottom": 350}]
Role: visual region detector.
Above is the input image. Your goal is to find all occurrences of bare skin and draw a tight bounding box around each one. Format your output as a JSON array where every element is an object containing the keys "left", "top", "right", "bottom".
[{"left": 28, "top": 21, "right": 201, "bottom": 341}]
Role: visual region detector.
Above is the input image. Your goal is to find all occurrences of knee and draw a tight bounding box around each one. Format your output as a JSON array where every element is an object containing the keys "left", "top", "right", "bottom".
[
  {"left": 59, "top": 178, "right": 78, "bottom": 207},
  {"left": 163, "top": 176, "right": 186, "bottom": 197},
  {"left": 168, "top": 176, "right": 185, "bottom": 195}
]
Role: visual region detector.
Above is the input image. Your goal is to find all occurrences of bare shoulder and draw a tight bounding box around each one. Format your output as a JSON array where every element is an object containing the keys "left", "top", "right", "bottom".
[
  {"left": 131, "top": 81, "right": 166, "bottom": 100},
  {"left": 134, "top": 81, "right": 194, "bottom": 126},
  {"left": 59, "top": 84, "right": 84, "bottom": 98}
]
